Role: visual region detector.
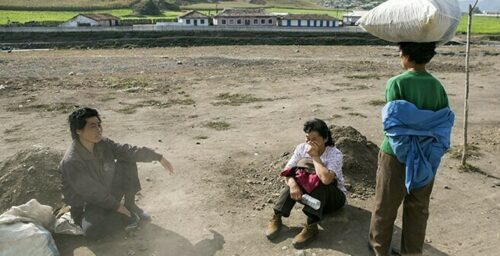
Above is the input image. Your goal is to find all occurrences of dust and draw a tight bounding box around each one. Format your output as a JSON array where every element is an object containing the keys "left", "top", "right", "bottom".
[{"left": 0, "top": 147, "right": 63, "bottom": 213}]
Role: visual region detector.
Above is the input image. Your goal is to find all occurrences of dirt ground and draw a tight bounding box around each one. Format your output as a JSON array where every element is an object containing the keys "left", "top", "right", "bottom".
[{"left": 0, "top": 44, "right": 499, "bottom": 256}]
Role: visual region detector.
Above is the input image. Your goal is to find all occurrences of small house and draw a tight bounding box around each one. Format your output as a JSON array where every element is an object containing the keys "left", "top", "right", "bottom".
[
  {"left": 342, "top": 11, "right": 368, "bottom": 26},
  {"left": 61, "top": 13, "right": 120, "bottom": 27},
  {"left": 178, "top": 10, "right": 210, "bottom": 26}
]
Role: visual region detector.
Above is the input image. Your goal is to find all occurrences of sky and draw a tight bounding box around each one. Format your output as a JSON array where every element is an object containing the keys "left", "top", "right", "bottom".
[{"left": 458, "top": 0, "right": 500, "bottom": 12}]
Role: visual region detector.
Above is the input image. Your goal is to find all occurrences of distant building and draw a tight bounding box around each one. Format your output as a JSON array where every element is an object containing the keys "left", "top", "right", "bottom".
[
  {"left": 280, "top": 14, "right": 339, "bottom": 27},
  {"left": 61, "top": 13, "right": 120, "bottom": 27},
  {"left": 178, "top": 10, "right": 210, "bottom": 26},
  {"left": 342, "top": 11, "right": 369, "bottom": 26},
  {"left": 213, "top": 8, "right": 278, "bottom": 26}
]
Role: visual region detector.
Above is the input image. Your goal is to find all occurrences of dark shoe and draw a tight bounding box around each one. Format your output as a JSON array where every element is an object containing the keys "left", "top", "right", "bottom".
[
  {"left": 292, "top": 223, "right": 319, "bottom": 249},
  {"left": 127, "top": 203, "right": 152, "bottom": 222},
  {"left": 265, "top": 214, "right": 282, "bottom": 240},
  {"left": 125, "top": 212, "right": 140, "bottom": 231},
  {"left": 137, "top": 210, "right": 152, "bottom": 222},
  {"left": 391, "top": 247, "right": 401, "bottom": 256}
]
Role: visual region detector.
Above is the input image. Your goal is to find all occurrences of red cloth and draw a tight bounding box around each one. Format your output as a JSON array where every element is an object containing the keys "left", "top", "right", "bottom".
[{"left": 279, "top": 167, "right": 320, "bottom": 194}]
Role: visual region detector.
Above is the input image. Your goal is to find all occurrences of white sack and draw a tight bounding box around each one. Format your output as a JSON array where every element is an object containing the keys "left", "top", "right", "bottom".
[
  {"left": 357, "top": 0, "right": 461, "bottom": 44},
  {"left": 0, "top": 199, "right": 59, "bottom": 256},
  {"left": 0, "top": 199, "right": 55, "bottom": 230},
  {"left": 0, "top": 222, "right": 59, "bottom": 256}
]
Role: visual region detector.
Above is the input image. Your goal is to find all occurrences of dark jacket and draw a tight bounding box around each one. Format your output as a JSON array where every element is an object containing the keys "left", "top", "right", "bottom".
[{"left": 59, "top": 137, "right": 162, "bottom": 210}]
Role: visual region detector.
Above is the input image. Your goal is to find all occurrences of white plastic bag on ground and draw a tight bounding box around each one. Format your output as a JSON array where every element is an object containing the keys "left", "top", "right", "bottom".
[
  {"left": 54, "top": 212, "right": 84, "bottom": 235},
  {"left": 0, "top": 199, "right": 59, "bottom": 256},
  {"left": 0, "top": 222, "right": 59, "bottom": 256},
  {"left": 357, "top": 0, "right": 461, "bottom": 44},
  {"left": 0, "top": 199, "right": 55, "bottom": 229}
]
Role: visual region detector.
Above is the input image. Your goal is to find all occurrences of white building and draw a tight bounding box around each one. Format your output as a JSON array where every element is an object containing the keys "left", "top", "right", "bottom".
[
  {"left": 178, "top": 10, "right": 210, "bottom": 26},
  {"left": 213, "top": 9, "right": 278, "bottom": 26},
  {"left": 280, "top": 14, "right": 339, "bottom": 27},
  {"left": 61, "top": 13, "right": 120, "bottom": 27},
  {"left": 342, "top": 11, "right": 369, "bottom": 26}
]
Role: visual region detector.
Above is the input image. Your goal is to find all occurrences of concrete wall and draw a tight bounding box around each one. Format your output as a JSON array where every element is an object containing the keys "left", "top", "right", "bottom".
[{"left": 1, "top": 24, "right": 365, "bottom": 33}]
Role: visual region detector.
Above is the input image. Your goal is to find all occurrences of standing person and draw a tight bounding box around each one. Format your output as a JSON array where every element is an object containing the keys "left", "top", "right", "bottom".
[
  {"left": 265, "top": 118, "right": 347, "bottom": 249},
  {"left": 368, "top": 42, "right": 454, "bottom": 255},
  {"left": 60, "top": 107, "right": 174, "bottom": 240}
]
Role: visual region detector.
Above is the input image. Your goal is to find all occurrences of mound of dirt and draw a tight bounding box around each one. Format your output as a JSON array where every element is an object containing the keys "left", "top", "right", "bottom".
[
  {"left": 329, "top": 124, "right": 378, "bottom": 196},
  {"left": 220, "top": 125, "right": 379, "bottom": 211},
  {"left": 0, "top": 147, "right": 63, "bottom": 213}
]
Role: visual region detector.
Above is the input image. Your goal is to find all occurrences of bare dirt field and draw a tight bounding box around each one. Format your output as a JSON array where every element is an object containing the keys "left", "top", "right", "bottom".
[{"left": 0, "top": 44, "right": 499, "bottom": 256}]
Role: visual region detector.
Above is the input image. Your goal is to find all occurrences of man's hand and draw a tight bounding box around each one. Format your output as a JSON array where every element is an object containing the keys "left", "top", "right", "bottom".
[
  {"left": 287, "top": 179, "right": 303, "bottom": 201},
  {"left": 116, "top": 203, "right": 131, "bottom": 217},
  {"left": 160, "top": 156, "right": 174, "bottom": 174},
  {"left": 306, "top": 141, "right": 321, "bottom": 157}
]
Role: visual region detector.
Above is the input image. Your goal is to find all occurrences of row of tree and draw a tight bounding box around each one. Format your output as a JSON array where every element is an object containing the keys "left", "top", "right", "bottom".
[{"left": 134, "top": 0, "right": 181, "bottom": 16}]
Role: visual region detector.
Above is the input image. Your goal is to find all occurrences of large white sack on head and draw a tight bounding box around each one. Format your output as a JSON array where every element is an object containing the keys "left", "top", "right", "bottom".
[{"left": 357, "top": 0, "right": 461, "bottom": 44}]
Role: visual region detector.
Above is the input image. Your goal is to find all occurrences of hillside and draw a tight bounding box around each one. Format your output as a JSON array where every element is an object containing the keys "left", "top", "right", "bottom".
[{"left": 0, "top": 0, "right": 325, "bottom": 10}]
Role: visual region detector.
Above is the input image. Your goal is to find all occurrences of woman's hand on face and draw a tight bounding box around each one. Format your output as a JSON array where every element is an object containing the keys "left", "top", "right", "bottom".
[
  {"left": 306, "top": 141, "right": 321, "bottom": 157},
  {"left": 160, "top": 156, "right": 174, "bottom": 174}
]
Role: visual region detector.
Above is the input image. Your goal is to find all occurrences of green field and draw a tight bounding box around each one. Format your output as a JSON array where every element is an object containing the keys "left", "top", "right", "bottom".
[
  {"left": 0, "top": 9, "right": 182, "bottom": 24},
  {"left": 0, "top": 0, "right": 322, "bottom": 10},
  {"left": 0, "top": 0, "right": 138, "bottom": 10},
  {"left": 179, "top": 0, "right": 322, "bottom": 10},
  {"left": 456, "top": 16, "right": 500, "bottom": 34}
]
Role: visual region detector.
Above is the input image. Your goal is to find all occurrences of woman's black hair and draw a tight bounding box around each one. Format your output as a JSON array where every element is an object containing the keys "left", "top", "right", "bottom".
[
  {"left": 398, "top": 42, "right": 436, "bottom": 64},
  {"left": 303, "top": 118, "right": 335, "bottom": 147},
  {"left": 68, "top": 107, "right": 101, "bottom": 140}
]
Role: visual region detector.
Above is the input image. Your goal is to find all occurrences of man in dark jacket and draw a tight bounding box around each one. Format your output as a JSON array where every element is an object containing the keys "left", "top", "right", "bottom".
[{"left": 60, "top": 107, "right": 174, "bottom": 240}]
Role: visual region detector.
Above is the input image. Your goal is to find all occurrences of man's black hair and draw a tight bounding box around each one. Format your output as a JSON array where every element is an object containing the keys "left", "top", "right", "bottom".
[
  {"left": 303, "top": 118, "right": 335, "bottom": 147},
  {"left": 398, "top": 42, "right": 437, "bottom": 65},
  {"left": 68, "top": 107, "right": 101, "bottom": 140}
]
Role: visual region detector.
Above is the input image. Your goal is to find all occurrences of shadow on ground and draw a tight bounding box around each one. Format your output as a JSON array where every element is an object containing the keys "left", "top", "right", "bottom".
[
  {"left": 269, "top": 205, "right": 448, "bottom": 256},
  {"left": 313, "top": 205, "right": 448, "bottom": 256},
  {"left": 54, "top": 223, "right": 225, "bottom": 256}
]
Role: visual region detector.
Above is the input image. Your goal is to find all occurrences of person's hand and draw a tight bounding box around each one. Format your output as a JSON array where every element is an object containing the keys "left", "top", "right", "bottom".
[
  {"left": 306, "top": 141, "right": 321, "bottom": 157},
  {"left": 116, "top": 203, "right": 131, "bottom": 217},
  {"left": 160, "top": 156, "right": 174, "bottom": 174},
  {"left": 288, "top": 179, "right": 303, "bottom": 201}
]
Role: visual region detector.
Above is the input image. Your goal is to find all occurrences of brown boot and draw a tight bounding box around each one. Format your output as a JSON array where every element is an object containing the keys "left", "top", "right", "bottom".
[
  {"left": 292, "top": 223, "right": 319, "bottom": 249},
  {"left": 265, "top": 214, "right": 282, "bottom": 240}
]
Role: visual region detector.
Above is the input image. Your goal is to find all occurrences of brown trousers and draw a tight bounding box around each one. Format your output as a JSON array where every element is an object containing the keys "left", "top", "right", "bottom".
[{"left": 369, "top": 152, "right": 435, "bottom": 256}]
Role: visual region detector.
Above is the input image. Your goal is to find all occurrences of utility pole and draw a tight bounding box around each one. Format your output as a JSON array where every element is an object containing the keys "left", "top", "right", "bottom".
[{"left": 461, "top": 0, "right": 479, "bottom": 166}]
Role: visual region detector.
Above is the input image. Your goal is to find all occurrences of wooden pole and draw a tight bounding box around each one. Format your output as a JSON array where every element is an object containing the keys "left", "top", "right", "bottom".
[{"left": 461, "top": 0, "right": 479, "bottom": 166}]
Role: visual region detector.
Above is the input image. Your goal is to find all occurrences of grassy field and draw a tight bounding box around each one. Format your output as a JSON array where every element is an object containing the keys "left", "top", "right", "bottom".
[
  {"left": 0, "top": 0, "right": 321, "bottom": 10},
  {"left": 0, "top": 9, "right": 182, "bottom": 24},
  {"left": 456, "top": 16, "right": 500, "bottom": 34},
  {"left": 180, "top": 0, "right": 322, "bottom": 9},
  {"left": 0, "top": 0, "right": 137, "bottom": 10},
  {"left": 0, "top": 0, "right": 138, "bottom": 10}
]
